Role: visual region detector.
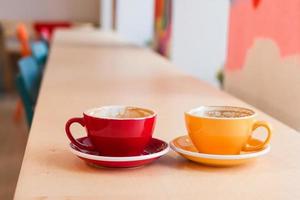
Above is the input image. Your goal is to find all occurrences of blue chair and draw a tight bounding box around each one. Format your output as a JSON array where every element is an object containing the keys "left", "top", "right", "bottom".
[
  {"left": 16, "top": 57, "right": 42, "bottom": 125},
  {"left": 31, "top": 41, "right": 48, "bottom": 66},
  {"left": 18, "top": 57, "right": 42, "bottom": 103},
  {"left": 16, "top": 74, "right": 33, "bottom": 125}
]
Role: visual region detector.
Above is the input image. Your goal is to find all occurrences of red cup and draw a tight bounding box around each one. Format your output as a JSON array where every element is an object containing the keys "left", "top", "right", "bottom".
[{"left": 65, "top": 105, "right": 156, "bottom": 157}]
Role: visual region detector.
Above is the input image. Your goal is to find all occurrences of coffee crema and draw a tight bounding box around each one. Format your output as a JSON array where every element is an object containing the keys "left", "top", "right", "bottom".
[
  {"left": 189, "top": 106, "right": 254, "bottom": 118},
  {"left": 87, "top": 106, "right": 154, "bottom": 119}
]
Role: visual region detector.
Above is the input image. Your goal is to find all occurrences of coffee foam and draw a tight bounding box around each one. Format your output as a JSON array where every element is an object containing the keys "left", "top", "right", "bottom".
[
  {"left": 189, "top": 106, "right": 254, "bottom": 119},
  {"left": 87, "top": 106, "right": 154, "bottom": 119}
]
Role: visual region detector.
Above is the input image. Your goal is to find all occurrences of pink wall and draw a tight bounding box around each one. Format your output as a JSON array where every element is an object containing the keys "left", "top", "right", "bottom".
[
  {"left": 226, "top": 0, "right": 300, "bottom": 70},
  {"left": 225, "top": 0, "right": 300, "bottom": 130}
]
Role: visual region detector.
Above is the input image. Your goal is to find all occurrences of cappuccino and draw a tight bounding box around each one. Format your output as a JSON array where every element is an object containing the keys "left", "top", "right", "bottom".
[
  {"left": 88, "top": 106, "right": 154, "bottom": 119},
  {"left": 190, "top": 106, "right": 254, "bottom": 119}
]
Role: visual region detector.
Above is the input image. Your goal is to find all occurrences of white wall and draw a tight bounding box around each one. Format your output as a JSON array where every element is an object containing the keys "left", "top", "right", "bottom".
[
  {"left": 101, "top": 0, "right": 113, "bottom": 30},
  {"left": 171, "top": 0, "right": 230, "bottom": 87},
  {"left": 100, "top": 0, "right": 229, "bottom": 86},
  {"left": 0, "top": 0, "right": 99, "bottom": 23},
  {"left": 116, "top": 0, "right": 154, "bottom": 46}
]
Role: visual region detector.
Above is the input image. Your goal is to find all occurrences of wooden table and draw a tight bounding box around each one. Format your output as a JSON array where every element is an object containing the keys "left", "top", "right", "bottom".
[
  {"left": 53, "top": 29, "right": 131, "bottom": 47},
  {"left": 14, "top": 30, "right": 300, "bottom": 200}
]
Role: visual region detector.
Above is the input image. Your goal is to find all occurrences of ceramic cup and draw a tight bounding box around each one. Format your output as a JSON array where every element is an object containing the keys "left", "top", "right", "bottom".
[
  {"left": 65, "top": 105, "right": 156, "bottom": 157},
  {"left": 185, "top": 106, "right": 272, "bottom": 155}
]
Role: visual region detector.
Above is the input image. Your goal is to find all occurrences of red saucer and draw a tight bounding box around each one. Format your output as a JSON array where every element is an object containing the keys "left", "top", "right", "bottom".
[{"left": 69, "top": 137, "right": 169, "bottom": 168}]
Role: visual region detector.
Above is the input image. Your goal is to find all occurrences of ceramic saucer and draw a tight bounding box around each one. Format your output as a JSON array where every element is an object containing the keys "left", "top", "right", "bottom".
[
  {"left": 70, "top": 137, "right": 169, "bottom": 168},
  {"left": 170, "top": 135, "right": 270, "bottom": 167}
]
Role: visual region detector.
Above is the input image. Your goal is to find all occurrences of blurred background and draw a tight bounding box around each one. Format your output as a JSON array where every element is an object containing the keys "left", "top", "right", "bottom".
[{"left": 0, "top": 0, "right": 299, "bottom": 199}]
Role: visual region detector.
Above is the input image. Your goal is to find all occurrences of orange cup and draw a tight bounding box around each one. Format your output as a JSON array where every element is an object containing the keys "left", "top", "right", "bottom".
[{"left": 185, "top": 106, "right": 272, "bottom": 155}]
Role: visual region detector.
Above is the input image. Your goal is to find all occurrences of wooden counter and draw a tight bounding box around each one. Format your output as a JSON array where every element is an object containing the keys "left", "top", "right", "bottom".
[{"left": 14, "top": 30, "right": 300, "bottom": 199}]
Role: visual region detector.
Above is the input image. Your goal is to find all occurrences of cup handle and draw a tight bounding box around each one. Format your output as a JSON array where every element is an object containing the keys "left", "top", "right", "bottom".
[
  {"left": 242, "top": 121, "right": 272, "bottom": 152},
  {"left": 65, "top": 117, "right": 95, "bottom": 151}
]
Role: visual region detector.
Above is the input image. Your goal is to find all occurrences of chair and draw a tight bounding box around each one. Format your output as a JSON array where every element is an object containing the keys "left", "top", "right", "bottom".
[
  {"left": 31, "top": 41, "right": 48, "bottom": 66},
  {"left": 14, "top": 23, "right": 31, "bottom": 122},
  {"left": 16, "top": 57, "right": 42, "bottom": 125},
  {"left": 33, "top": 21, "right": 71, "bottom": 41},
  {"left": 18, "top": 57, "right": 42, "bottom": 104},
  {"left": 16, "top": 23, "right": 31, "bottom": 57},
  {"left": 16, "top": 74, "right": 33, "bottom": 125}
]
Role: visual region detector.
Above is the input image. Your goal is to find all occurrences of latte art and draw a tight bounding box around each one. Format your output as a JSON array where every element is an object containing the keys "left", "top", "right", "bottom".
[
  {"left": 189, "top": 106, "right": 254, "bottom": 119},
  {"left": 113, "top": 108, "right": 153, "bottom": 118},
  {"left": 204, "top": 110, "right": 251, "bottom": 118},
  {"left": 88, "top": 106, "right": 154, "bottom": 119}
]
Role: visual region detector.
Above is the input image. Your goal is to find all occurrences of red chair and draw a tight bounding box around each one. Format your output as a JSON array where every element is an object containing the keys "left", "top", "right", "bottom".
[{"left": 33, "top": 22, "right": 71, "bottom": 42}]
